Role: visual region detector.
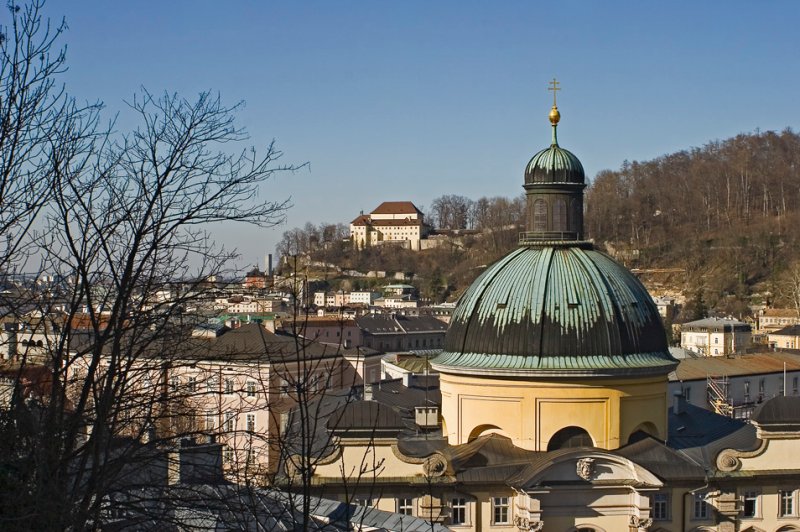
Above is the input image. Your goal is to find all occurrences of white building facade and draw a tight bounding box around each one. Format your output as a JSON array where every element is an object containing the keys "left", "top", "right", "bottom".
[{"left": 680, "top": 317, "right": 752, "bottom": 356}]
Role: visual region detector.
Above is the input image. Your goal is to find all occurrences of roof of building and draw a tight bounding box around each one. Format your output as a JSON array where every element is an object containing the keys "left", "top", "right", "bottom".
[
  {"left": 245, "top": 267, "right": 265, "bottom": 277},
  {"left": 762, "top": 308, "right": 800, "bottom": 318},
  {"left": 384, "top": 353, "right": 436, "bottom": 374},
  {"left": 357, "top": 314, "right": 447, "bottom": 335},
  {"left": 669, "top": 351, "right": 800, "bottom": 381},
  {"left": 283, "top": 318, "right": 358, "bottom": 330},
  {"left": 327, "top": 400, "right": 407, "bottom": 435},
  {"left": 771, "top": 324, "right": 800, "bottom": 336},
  {"left": 681, "top": 317, "right": 751, "bottom": 330},
  {"left": 178, "top": 323, "right": 366, "bottom": 363},
  {"left": 349, "top": 214, "right": 370, "bottom": 225},
  {"left": 370, "top": 201, "right": 423, "bottom": 216},
  {"left": 669, "top": 346, "right": 700, "bottom": 359},
  {"left": 524, "top": 121, "right": 585, "bottom": 185},
  {"left": 667, "top": 401, "right": 749, "bottom": 450},
  {"left": 365, "top": 377, "right": 441, "bottom": 411},
  {"left": 106, "top": 484, "right": 447, "bottom": 531},
  {"left": 433, "top": 246, "right": 676, "bottom": 377},
  {"left": 751, "top": 395, "right": 800, "bottom": 427},
  {"left": 616, "top": 437, "right": 706, "bottom": 481}
]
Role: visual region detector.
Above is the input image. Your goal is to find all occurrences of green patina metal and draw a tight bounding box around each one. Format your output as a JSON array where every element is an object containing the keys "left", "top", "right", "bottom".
[
  {"left": 432, "top": 97, "right": 675, "bottom": 378},
  {"left": 432, "top": 245, "right": 676, "bottom": 377},
  {"left": 524, "top": 124, "right": 585, "bottom": 185}
]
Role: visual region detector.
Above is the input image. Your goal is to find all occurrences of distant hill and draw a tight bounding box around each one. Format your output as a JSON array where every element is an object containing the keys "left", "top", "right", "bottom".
[{"left": 585, "top": 128, "right": 800, "bottom": 317}]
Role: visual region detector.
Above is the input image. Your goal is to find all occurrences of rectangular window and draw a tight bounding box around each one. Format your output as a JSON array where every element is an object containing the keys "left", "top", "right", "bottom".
[
  {"left": 280, "top": 378, "right": 289, "bottom": 398},
  {"left": 492, "top": 497, "right": 510, "bottom": 525},
  {"left": 247, "top": 381, "right": 256, "bottom": 397},
  {"left": 794, "top": 376, "right": 799, "bottom": 395},
  {"left": 205, "top": 411, "right": 216, "bottom": 430},
  {"left": 693, "top": 492, "right": 708, "bottom": 519},
  {"left": 169, "top": 376, "right": 179, "bottom": 392},
  {"left": 225, "top": 412, "right": 235, "bottom": 432},
  {"left": 744, "top": 381, "right": 750, "bottom": 402},
  {"left": 207, "top": 376, "right": 218, "bottom": 393},
  {"left": 451, "top": 498, "right": 467, "bottom": 525},
  {"left": 652, "top": 492, "right": 670, "bottom": 520},
  {"left": 246, "top": 413, "right": 255, "bottom": 432},
  {"left": 743, "top": 490, "right": 758, "bottom": 518},
  {"left": 397, "top": 498, "right": 413, "bottom": 516},
  {"left": 780, "top": 490, "right": 794, "bottom": 517},
  {"left": 224, "top": 378, "right": 234, "bottom": 394},
  {"left": 246, "top": 448, "right": 255, "bottom": 465},
  {"left": 223, "top": 446, "right": 233, "bottom": 463}
]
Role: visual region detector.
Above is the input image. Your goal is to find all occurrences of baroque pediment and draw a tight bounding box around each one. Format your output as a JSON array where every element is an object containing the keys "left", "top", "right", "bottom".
[{"left": 509, "top": 449, "right": 662, "bottom": 489}]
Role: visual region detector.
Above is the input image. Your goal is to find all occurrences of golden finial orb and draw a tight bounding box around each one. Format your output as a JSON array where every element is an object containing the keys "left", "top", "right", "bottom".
[{"left": 549, "top": 105, "right": 561, "bottom": 125}]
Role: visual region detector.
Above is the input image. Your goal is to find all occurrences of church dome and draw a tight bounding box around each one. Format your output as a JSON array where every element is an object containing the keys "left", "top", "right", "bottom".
[
  {"left": 432, "top": 244, "right": 675, "bottom": 377},
  {"left": 525, "top": 144, "right": 585, "bottom": 184}
]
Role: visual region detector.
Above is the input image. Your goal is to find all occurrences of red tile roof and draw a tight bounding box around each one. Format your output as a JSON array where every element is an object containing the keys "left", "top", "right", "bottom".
[{"left": 370, "top": 201, "right": 422, "bottom": 216}]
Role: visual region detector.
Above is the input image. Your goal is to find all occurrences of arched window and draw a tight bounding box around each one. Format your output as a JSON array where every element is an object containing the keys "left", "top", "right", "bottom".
[
  {"left": 553, "top": 199, "right": 567, "bottom": 232},
  {"left": 547, "top": 426, "right": 593, "bottom": 451},
  {"left": 533, "top": 199, "right": 548, "bottom": 232}
]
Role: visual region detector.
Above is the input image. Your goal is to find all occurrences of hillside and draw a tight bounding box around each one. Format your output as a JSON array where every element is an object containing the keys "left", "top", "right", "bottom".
[
  {"left": 585, "top": 128, "right": 800, "bottom": 316},
  {"left": 277, "top": 129, "right": 800, "bottom": 317}
]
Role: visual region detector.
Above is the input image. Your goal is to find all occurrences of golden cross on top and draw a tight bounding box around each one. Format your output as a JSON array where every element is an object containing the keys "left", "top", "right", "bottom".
[{"left": 548, "top": 78, "right": 560, "bottom": 107}]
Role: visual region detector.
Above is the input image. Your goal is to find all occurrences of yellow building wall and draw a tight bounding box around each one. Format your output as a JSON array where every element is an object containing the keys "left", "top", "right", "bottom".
[
  {"left": 312, "top": 441, "right": 425, "bottom": 480},
  {"left": 738, "top": 437, "right": 800, "bottom": 471},
  {"left": 439, "top": 372, "right": 668, "bottom": 451}
]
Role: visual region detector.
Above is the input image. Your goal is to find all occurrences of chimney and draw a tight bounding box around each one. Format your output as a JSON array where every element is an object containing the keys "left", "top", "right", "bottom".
[
  {"left": 267, "top": 253, "right": 273, "bottom": 277},
  {"left": 673, "top": 390, "right": 685, "bottom": 415},
  {"left": 5, "top": 322, "right": 18, "bottom": 360}
]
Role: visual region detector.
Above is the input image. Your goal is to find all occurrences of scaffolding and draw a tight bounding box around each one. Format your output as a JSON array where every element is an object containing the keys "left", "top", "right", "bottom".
[{"left": 707, "top": 375, "right": 734, "bottom": 417}]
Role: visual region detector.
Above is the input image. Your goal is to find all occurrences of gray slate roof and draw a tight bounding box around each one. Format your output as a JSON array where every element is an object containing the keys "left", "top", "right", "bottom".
[
  {"left": 771, "top": 324, "right": 800, "bottom": 336},
  {"left": 177, "top": 323, "right": 368, "bottom": 363},
  {"left": 102, "top": 485, "right": 448, "bottom": 531},
  {"left": 357, "top": 314, "right": 447, "bottom": 335},
  {"left": 616, "top": 437, "right": 706, "bottom": 482}
]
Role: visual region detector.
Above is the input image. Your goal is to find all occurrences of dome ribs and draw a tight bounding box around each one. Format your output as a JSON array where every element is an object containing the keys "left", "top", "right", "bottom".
[{"left": 433, "top": 247, "right": 676, "bottom": 377}]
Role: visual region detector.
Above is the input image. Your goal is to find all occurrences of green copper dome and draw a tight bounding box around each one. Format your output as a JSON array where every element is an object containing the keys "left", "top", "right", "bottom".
[
  {"left": 431, "top": 246, "right": 676, "bottom": 377},
  {"left": 524, "top": 127, "right": 585, "bottom": 185}
]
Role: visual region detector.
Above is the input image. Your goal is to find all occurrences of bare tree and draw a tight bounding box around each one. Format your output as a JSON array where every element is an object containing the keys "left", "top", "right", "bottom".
[
  {"left": 0, "top": 1, "right": 100, "bottom": 275},
  {"left": 0, "top": 4, "right": 301, "bottom": 524},
  {"left": 779, "top": 261, "right": 800, "bottom": 316}
]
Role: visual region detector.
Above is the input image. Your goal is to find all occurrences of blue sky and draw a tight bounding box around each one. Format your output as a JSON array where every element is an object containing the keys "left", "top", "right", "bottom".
[{"left": 45, "top": 1, "right": 800, "bottom": 268}]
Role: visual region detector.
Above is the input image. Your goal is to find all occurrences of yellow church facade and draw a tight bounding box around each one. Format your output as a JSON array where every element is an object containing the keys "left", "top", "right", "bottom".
[{"left": 439, "top": 373, "right": 668, "bottom": 451}]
